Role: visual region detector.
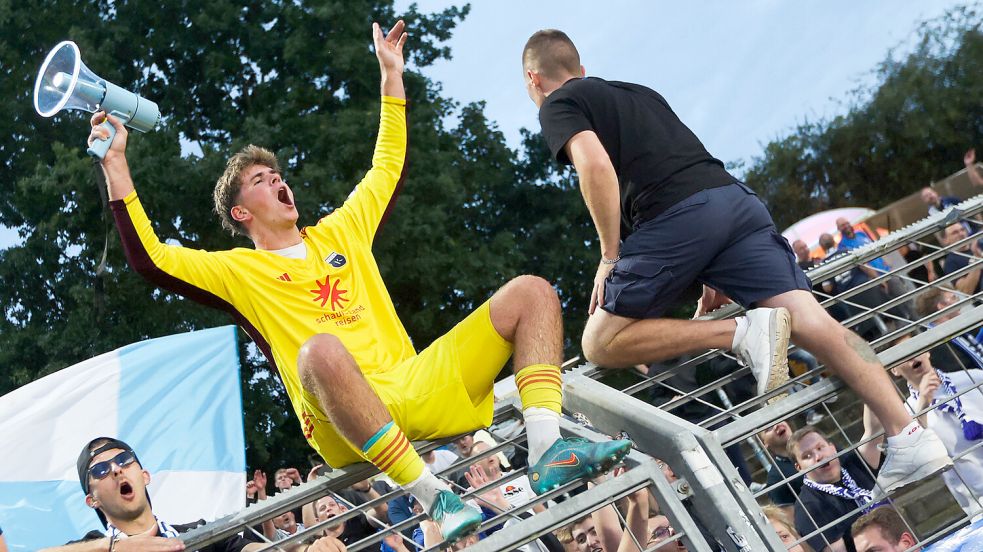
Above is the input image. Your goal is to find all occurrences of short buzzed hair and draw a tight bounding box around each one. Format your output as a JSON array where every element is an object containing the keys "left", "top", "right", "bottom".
[
  {"left": 522, "top": 29, "right": 581, "bottom": 81},
  {"left": 213, "top": 145, "right": 281, "bottom": 236},
  {"left": 851, "top": 506, "right": 911, "bottom": 545}
]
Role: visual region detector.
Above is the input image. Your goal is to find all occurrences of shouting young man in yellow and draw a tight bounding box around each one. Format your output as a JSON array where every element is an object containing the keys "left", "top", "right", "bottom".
[{"left": 88, "top": 20, "right": 629, "bottom": 542}]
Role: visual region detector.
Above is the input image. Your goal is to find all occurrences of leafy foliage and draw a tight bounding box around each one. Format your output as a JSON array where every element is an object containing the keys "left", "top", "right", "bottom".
[
  {"left": 0, "top": 0, "right": 596, "bottom": 473},
  {"left": 744, "top": 5, "right": 983, "bottom": 230}
]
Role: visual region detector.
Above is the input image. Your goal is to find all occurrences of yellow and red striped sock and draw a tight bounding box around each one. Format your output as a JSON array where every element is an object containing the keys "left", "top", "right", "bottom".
[
  {"left": 361, "top": 421, "right": 424, "bottom": 486},
  {"left": 515, "top": 364, "right": 562, "bottom": 413}
]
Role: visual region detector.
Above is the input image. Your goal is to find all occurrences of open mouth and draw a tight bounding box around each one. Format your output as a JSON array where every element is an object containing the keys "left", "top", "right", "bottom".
[
  {"left": 277, "top": 187, "right": 294, "bottom": 206},
  {"left": 119, "top": 481, "right": 134, "bottom": 499}
]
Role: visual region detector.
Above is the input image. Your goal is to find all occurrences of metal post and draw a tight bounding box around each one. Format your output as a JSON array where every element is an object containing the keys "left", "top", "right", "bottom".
[{"left": 564, "top": 373, "right": 785, "bottom": 551}]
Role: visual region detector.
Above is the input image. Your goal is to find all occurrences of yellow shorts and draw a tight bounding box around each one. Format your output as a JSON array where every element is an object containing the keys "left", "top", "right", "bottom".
[{"left": 300, "top": 300, "right": 514, "bottom": 468}]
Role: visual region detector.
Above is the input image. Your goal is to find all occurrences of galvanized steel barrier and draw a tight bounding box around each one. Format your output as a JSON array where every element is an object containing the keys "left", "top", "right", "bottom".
[{"left": 182, "top": 195, "right": 983, "bottom": 551}]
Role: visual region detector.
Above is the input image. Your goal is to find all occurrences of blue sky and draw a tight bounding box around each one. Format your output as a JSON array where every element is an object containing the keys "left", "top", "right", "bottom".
[
  {"left": 397, "top": 0, "right": 966, "bottom": 162},
  {"left": 3, "top": 1, "right": 968, "bottom": 250}
]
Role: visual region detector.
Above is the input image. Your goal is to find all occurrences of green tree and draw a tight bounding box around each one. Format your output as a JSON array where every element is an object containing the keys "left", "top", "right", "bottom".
[
  {"left": 744, "top": 5, "right": 983, "bottom": 230},
  {"left": 0, "top": 0, "right": 541, "bottom": 473}
]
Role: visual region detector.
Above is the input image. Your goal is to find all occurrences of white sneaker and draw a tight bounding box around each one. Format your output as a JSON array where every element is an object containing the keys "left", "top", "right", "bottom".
[
  {"left": 875, "top": 424, "right": 952, "bottom": 494},
  {"left": 733, "top": 307, "right": 791, "bottom": 403}
]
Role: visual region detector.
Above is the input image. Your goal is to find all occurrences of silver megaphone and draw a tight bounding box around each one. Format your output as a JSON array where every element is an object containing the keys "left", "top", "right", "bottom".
[{"left": 34, "top": 40, "right": 160, "bottom": 159}]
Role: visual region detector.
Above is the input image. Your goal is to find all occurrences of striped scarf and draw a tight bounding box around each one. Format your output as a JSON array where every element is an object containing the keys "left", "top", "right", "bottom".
[
  {"left": 909, "top": 369, "right": 983, "bottom": 441},
  {"left": 802, "top": 465, "right": 878, "bottom": 512}
]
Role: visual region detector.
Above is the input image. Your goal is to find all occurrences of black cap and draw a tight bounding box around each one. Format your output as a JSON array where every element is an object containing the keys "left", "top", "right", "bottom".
[{"left": 77, "top": 437, "right": 143, "bottom": 528}]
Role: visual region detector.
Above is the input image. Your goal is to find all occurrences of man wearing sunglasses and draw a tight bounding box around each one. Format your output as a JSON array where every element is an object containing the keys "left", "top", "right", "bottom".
[{"left": 40, "top": 437, "right": 347, "bottom": 552}]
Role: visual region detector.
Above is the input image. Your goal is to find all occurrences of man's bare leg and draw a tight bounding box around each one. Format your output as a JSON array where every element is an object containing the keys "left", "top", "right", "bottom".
[
  {"left": 582, "top": 310, "right": 736, "bottom": 368},
  {"left": 582, "top": 301, "right": 794, "bottom": 398},
  {"left": 756, "top": 290, "right": 910, "bottom": 434},
  {"left": 758, "top": 290, "right": 951, "bottom": 491},
  {"left": 487, "top": 274, "right": 563, "bottom": 369},
  {"left": 297, "top": 334, "right": 392, "bottom": 445},
  {"left": 297, "top": 334, "right": 474, "bottom": 533},
  {"left": 486, "top": 275, "right": 632, "bottom": 492},
  {"left": 486, "top": 275, "right": 564, "bottom": 463}
]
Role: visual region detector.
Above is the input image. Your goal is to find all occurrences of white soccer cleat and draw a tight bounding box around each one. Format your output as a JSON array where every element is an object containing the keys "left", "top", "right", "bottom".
[
  {"left": 734, "top": 307, "right": 792, "bottom": 403},
  {"left": 875, "top": 425, "right": 952, "bottom": 494}
]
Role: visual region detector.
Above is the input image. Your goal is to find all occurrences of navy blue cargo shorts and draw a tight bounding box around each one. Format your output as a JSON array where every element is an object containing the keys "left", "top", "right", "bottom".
[{"left": 602, "top": 182, "right": 812, "bottom": 319}]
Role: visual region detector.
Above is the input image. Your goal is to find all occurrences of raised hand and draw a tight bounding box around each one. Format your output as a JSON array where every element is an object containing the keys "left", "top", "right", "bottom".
[
  {"left": 382, "top": 532, "right": 410, "bottom": 552},
  {"left": 88, "top": 110, "right": 128, "bottom": 162},
  {"left": 284, "top": 467, "right": 303, "bottom": 484},
  {"left": 254, "top": 469, "right": 268, "bottom": 499},
  {"left": 965, "top": 148, "right": 976, "bottom": 167},
  {"left": 373, "top": 20, "right": 407, "bottom": 75},
  {"left": 465, "top": 465, "right": 509, "bottom": 511},
  {"left": 918, "top": 370, "right": 941, "bottom": 405}
]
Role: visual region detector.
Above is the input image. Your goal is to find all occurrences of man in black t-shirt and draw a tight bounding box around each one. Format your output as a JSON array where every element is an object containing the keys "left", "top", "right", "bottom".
[{"left": 520, "top": 29, "right": 950, "bottom": 495}]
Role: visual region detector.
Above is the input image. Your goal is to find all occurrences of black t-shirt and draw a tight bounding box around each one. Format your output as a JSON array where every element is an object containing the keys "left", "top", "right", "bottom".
[
  {"left": 794, "top": 453, "right": 878, "bottom": 552},
  {"left": 539, "top": 77, "right": 736, "bottom": 236}
]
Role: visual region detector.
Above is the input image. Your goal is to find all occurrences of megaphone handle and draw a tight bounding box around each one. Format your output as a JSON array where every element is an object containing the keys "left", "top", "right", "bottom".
[{"left": 86, "top": 118, "right": 117, "bottom": 159}]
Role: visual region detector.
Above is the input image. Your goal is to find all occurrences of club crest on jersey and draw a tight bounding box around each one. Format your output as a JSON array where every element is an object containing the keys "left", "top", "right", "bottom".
[{"left": 325, "top": 252, "right": 347, "bottom": 268}]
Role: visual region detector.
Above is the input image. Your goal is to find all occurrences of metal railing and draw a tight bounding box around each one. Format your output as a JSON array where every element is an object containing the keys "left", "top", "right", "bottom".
[{"left": 182, "top": 195, "right": 983, "bottom": 551}]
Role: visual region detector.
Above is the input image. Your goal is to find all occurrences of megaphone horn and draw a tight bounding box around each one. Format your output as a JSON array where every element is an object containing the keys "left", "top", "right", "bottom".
[{"left": 33, "top": 41, "right": 160, "bottom": 159}]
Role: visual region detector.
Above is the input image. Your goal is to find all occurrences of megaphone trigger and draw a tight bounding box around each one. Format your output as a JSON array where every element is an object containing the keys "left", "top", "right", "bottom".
[{"left": 87, "top": 116, "right": 118, "bottom": 159}]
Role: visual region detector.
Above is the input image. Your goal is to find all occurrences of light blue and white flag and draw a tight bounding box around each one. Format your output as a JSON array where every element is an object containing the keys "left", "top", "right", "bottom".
[{"left": 0, "top": 325, "right": 245, "bottom": 551}]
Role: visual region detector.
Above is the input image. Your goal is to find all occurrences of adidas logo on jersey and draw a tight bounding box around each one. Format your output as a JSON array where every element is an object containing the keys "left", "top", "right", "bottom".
[{"left": 277, "top": 273, "right": 291, "bottom": 282}]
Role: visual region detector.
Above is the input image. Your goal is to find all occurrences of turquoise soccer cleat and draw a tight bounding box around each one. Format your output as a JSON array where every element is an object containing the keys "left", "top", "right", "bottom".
[
  {"left": 429, "top": 489, "right": 483, "bottom": 543},
  {"left": 528, "top": 437, "right": 633, "bottom": 495}
]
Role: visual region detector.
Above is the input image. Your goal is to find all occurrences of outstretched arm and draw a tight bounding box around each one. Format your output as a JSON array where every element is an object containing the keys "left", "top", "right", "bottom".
[
  {"left": 565, "top": 130, "right": 622, "bottom": 315},
  {"left": 966, "top": 149, "right": 983, "bottom": 187},
  {"left": 88, "top": 111, "right": 134, "bottom": 201},
  {"left": 375, "top": 20, "right": 406, "bottom": 101},
  {"left": 88, "top": 112, "right": 238, "bottom": 305},
  {"left": 955, "top": 240, "right": 983, "bottom": 294},
  {"left": 859, "top": 405, "right": 885, "bottom": 469},
  {"left": 618, "top": 484, "right": 651, "bottom": 552},
  {"left": 40, "top": 536, "right": 185, "bottom": 552},
  {"left": 317, "top": 21, "right": 408, "bottom": 244}
]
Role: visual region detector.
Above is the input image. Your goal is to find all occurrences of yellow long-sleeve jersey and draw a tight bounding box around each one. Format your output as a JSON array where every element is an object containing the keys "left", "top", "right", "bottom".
[{"left": 110, "top": 97, "right": 413, "bottom": 426}]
